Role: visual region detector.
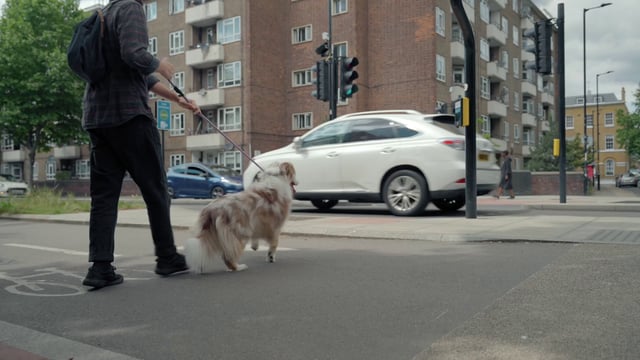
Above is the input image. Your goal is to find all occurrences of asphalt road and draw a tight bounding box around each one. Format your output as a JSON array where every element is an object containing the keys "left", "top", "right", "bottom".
[{"left": 1, "top": 221, "right": 639, "bottom": 359}]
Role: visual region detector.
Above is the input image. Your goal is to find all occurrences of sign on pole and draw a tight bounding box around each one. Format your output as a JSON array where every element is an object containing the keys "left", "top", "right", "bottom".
[{"left": 156, "top": 100, "right": 171, "bottom": 130}]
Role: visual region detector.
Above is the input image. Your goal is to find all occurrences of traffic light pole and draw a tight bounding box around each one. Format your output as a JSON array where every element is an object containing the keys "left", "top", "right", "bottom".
[
  {"left": 557, "top": 3, "right": 567, "bottom": 203},
  {"left": 327, "top": 0, "right": 337, "bottom": 120},
  {"left": 451, "top": 0, "right": 477, "bottom": 219}
]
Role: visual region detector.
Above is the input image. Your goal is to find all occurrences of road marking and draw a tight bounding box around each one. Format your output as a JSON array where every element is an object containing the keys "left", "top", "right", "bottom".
[
  {"left": 0, "top": 320, "right": 142, "bottom": 360},
  {"left": 4, "top": 243, "right": 122, "bottom": 257}
]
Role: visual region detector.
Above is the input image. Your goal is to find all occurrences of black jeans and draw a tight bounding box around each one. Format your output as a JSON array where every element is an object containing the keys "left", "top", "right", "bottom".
[{"left": 87, "top": 116, "right": 176, "bottom": 263}]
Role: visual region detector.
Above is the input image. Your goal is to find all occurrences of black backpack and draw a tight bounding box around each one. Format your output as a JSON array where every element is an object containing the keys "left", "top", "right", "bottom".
[{"left": 67, "top": 9, "right": 108, "bottom": 84}]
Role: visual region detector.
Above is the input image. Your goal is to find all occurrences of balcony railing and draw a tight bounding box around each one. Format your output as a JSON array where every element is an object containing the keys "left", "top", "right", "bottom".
[
  {"left": 186, "top": 88, "right": 224, "bottom": 109},
  {"left": 185, "top": 0, "right": 224, "bottom": 27},
  {"left": 185, "top": 44, "right": 224, "bottom": 69}
]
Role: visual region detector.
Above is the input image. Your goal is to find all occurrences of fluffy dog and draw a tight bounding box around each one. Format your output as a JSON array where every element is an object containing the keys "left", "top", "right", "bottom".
[{"left": 184, "top": 162, "right": 297, "bottom": 273}]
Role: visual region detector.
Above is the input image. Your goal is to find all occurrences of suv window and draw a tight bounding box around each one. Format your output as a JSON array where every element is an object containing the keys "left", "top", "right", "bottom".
[
  {"left": 301, "top": 121, "right": 351, "bottom": 148},
  {"left": 187, "top": 167, "right": 207, "bottom": 176},
  {"left": 343, "top": 118, "right": 417, "bottom": 143}
]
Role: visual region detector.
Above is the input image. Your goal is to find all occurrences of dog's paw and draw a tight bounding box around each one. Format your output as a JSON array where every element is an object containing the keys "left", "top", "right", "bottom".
[
  {"left": 267, "top": 253, "right": 276, "bottom": 263},
  {"left": 227, "top": 264, "right": 248, "bottom": 272},
  {"left": 251, "top": 244, "right": 259, "bottom": 251}
]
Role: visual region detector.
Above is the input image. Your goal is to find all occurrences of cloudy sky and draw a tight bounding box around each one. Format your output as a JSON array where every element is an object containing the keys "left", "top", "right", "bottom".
[
  {"left": 534, "top": 0, "right": 639, "bottom": 112},
  {"left": 0, "top": 0, "right": 637, "bottom": 111}
]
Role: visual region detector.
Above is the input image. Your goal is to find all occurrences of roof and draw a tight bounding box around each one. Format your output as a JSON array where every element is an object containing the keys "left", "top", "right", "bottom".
[{"left": 565, "top": 93, "right": 621, "bottom": 106}]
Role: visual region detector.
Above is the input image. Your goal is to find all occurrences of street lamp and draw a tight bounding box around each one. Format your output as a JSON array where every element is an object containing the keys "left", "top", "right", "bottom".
[
  {"left": 583, "top": 2, "right": 612, "bottom": 195},
  {"left": 595, "top": 70, "right": 614, "bottom": 191}
]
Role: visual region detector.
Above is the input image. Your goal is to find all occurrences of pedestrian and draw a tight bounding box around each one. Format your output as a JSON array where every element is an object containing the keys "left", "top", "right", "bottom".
[
  {"left": 494, "top": 150, "right": 515, "bottom": 199},
  {"left": 81, "top": 0, "right": 200, "bottom": 289}
]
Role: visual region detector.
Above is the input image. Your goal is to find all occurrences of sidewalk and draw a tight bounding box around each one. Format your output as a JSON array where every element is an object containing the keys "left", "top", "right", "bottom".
[{"left": 4, "top": 185, "right": 639, "bottom": 244}]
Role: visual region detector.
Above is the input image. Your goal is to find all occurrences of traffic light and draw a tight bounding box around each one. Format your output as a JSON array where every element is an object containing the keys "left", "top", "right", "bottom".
[
  {"left": 523, "top": 20, "right": 552, "bottom": 75},
  {"left": 311, "top": 60, "right": 330, "bottom": 102},
  {"left": 339, "top": 57, "right": 359, "bottom": 101}
]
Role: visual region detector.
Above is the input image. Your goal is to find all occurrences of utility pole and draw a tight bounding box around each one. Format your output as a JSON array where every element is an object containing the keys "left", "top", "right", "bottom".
[{"left": 558, "top": 3, "right": 566, "bottom": 203}]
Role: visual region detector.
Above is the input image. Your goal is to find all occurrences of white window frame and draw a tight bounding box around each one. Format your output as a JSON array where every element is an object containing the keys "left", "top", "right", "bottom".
[
  {"left": 586, "top": 114, "right": 593, "bottom": 128},
  {"left": 503, "top": 121, "right": 510, "bottom": 141},
  {"left": 217, "top": 17, "right": 241, "bottom": 44},
  {"left": 480, "top": 115, "right": 490, "bottom": 135},
  {"left": 173, "top": 72, "right": 185, "bottom": 92},
  {"left": 566, "top": 116, "right": 574, "bottom": 129},
  {"left": 453, "top": 65, "right": 465, "bottom": 84},
  {"left": 435, "top": 7, "right": 446, "bottom": 36},
  {"left": 512, "top": 25, "right": 519, "bottom": 46},
  {"left": 170, "top": 154, "right": 185, "bottom": 167},
  {"left": 605, "top": 159, "right": 614, "bottom": 176},
  {"left": 75, "top": 159, "right": 90, "bottom": 179},
  {"left": 149, "top": 37, "right": 157, "bottom": 56},
  {"left": 217, "top": 151, "right": 242, "bottom": 172},
  {"left": 32, "top": 161, "right": 39, "bottom": 181},
  {"left": 513, "top": 0, "right": 519, "bottom": 13},
  {"left": 46, "top": 159, "right": 56, "bottom": 181},
  {"left": 144, "top": 2, "right": 157, "bottom": 21},
  {"left": 436, "top": 54, "right": 446, "bottom": 82},
  {"left": 480, "top": 76, "right": 490, "bottom": 99},
  {"left": 217, "top": 62, "right": 242, "bottom": 88},
  {"left": 170, "top": 113, "right": 185, "bottom": 136},
  {"left": 514, "top": 124, "right": 520, "bottom": 143},
  {"left": 513, "top": 58, "right": 520, "bottom": 78},
  {"left": 206, "top": 69, "right": 215, "bottom": 89},
  {"left": 605, "top": 135, "right": 614, "bottom": 150},
  {"left": 513, "top": 91, "right": 520, "bottom": 111},
  {"left": 169, "top": 0, "right": 185, "bottom": 14},
  {"left": 169, "top": 30, "right": 185, "bottom": 56},
  {"left": 218, "top": 107, "right": 242, "bottom": 131},
  {"left": 293, "top": 112, "right": 313, "bottom": 130},
  {"left": 293, "top": 69, "right": 312, "bottom": 87},
  {"left": 480, "top": 0, "right": 489, "bottom": 23},
  {"left": 480, "top": 38, "right": 489, "bottom": 61},
  {"left": 604, "top": 112, "right": 614, "bottom": 127},
  {"left": 332, "top": 0, "right": 348, "bottom": 15},
  {"left": 292, "top": 25, "right": 312, "bottom": 44},
  {"left": 1, "top": 134, "right": 13, "bottom": 151}
]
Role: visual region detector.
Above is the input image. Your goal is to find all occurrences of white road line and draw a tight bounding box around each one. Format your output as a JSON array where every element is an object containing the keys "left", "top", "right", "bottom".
[
  {"left": 0, "top": 320, "right": 142, "bottom": 360},
  {"left": 4, "top": 243, "right": 122, "bottom": 257}
]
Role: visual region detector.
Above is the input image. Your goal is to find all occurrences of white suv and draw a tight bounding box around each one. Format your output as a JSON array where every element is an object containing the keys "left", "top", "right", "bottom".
[{"left": 243, "top": 110, "right": 500, "bottom": 216}]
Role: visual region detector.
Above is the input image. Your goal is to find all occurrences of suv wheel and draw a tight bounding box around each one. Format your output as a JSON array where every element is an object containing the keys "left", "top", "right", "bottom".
[
  {"left": 311, "top": 199, "right": 338, "bottom": 210},
  {"left": 382, "top": 170, "right": 428, "bottom": 216},
  {"left": 211, "top": 186, "right": 225, "bottom": 198},
  {"left": 432, "top": 197, "right": 465, "bottom": 212}
]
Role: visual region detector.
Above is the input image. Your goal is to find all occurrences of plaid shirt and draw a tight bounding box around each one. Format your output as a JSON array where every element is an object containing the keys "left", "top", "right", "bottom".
[{"left": 82, "top": 0, "right": 160, "bottom": 130}]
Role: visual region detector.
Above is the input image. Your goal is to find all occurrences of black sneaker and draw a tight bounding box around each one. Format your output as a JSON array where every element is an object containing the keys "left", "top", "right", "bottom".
[
  {"left": 82, "top": 265, "right": 124, "bottom": 289},
  {"left": 155, "top": 253, "right": 189, "bottom": 276}
]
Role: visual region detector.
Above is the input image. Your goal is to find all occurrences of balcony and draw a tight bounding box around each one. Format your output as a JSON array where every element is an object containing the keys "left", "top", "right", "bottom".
[
  {"left": 491, "top": 137, "right": 507, "bottom": 152},
  {"left": 487, "top": 23, "right": 506, "bottom": 46},
  {"left": 489, "top": 0, "right": 507, "bottom": 10},
  {"left": 449, "top": 86, "right": 466, "bottom": 102},
  {"left": 521, "top": 16, "right": 534, "bottom": 31},
  {"left": 186, "top": 132, "right": 225, "bottom": 151},
  {"left": 541, "top": 120, "right": 550, "bottom": 132},
  {"left": 186, "top": 44, "right": 224, "bottom": 69},
  {"left": 522, "top": 145, "right": 531, "bottom": 157},
  {"left": 522, "top": 112, "right": 537, "bottom": 127},
  {"left": 185, "top": 0, "right": 224, "bottom": 27},
  {"left": 487, "top": 100, "right": 507, "bottom": 118},
  {"left": 487, "top": 61, "right": 507, "bottom": 82},
  {"left": 541, "top": 91, "right": 554, "bottom": 105},
  {"left": 186, "top": 88, "right": 224, "bottom": 109},
  {"left": 450, "top": 40, "right": 465, "bottom": 64},
  {"left": 521, "top": 80, "right": 537, "bottom": 96},
  {"left": 521, "top": 48, "right": 535, "bottom": 62},
  {"left": 2, "top": 149, "right": 26, "bottom": 162},
  {"left": 53, "top": 145, "right": 81, "bottom": 159}
]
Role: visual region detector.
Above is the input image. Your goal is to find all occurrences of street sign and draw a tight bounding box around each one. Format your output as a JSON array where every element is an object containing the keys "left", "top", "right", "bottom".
[{"left": 156, "top": 100, "right": 171, "bottom": 130}]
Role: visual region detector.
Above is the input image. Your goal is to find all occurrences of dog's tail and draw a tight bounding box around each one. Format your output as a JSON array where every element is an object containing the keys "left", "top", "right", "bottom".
[
  {"left": 196, "top": 206, "right": 244, "bottom": 261},
  {"left": 196, "top": 207, "right": 219, "bottom": 255}
]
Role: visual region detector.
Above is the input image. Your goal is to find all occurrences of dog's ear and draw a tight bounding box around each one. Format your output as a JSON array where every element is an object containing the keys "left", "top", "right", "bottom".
[{"left": 280, "top": 162, "right": 297, "bottom": 184}]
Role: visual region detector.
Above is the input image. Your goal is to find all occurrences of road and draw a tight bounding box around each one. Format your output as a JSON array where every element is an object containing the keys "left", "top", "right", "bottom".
[{"left": 1, "top": 221, "right": 639, "bottom": 359}]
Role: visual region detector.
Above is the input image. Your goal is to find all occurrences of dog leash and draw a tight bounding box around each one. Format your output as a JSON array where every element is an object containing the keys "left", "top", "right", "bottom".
[{"left": 167, "top": 79, "right": 264, "bottom": 172}]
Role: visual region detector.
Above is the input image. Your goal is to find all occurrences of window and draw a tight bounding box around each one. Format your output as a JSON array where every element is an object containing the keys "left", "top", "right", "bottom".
[
  {"left": 32, "top": 161, "right": 39, "bottom": 181},
  {"left": 170, "top": 154, "right": 185, "bottom": 167},
  {"left": 46, "top": 159, "right": 56, "bottom": 181},
  {"left": 436, "top": 55, "right": 446, "bottom": 82},
  {"left": 605, "top": 159, "right": 614, "bottom": 176},
  {"left": 513, "top": 58, "right": 520, "bottom": 78},
  {"left": 332, "top": 0, "right": 347, "bottom": 14},
  {"left": 292, "top": 25, "right": 312, "bottom": 44},
  {"left": 576, "top": 97, "right": 584, "bottom": 105},
  {"left": 76, "top": 159, "right": 90, "bottom": 179},
  {"left": 217, "top": 61, "right": 242, "bottom": 87},
  {"left": 206, "top": 69, "right": 215, "bottom": 89},
  {"left": 513, "top": 91, "right": 520, "bottom": 111},
  {"left": 480, "top": 0, "right": 489, "bottom": 23},
  {"left": 293, "top": 113, "right": 313, "bottom": 130},
  {"left": 480, "top": 115, "right": 490, "bottom": 135},
  {"left": 480, "top": 38, "right": 489, "bottom": 61},
  {"left": 217, "top": 17, "right": 241, "bottom": 44},
  {"left": 514, "top": 124, "right": 520, "bottom": 143},
  {"left": 144, "top": 2, "right": 157, "bottom": 21},
  {"left": 435, "top": 7, "right": 446, "bottom": 36},
  {"left": 343, "top": 119, "right": 417, "bottom": 143},
  {"left": 503, "top": 121, "right": 510, "bottom": 140},
  {"left": 453, "top": 66, "right": 465, "bottom": 84},
  {"left": 480, "top": 76, "right": 489, "bottom": 99},
  {"left": 170, "top": 113, "right": 185, "bottom": 136},
  {"left": 169, "top": 31, "right": 184, "bottom": 56},
  {"left": 604, "top": 112, "right": 614, "bottom": 127},
  {"left": 501, "top": 16, "right": 509, "bottom": 35},
  {"left": 501, "top": 50, "right": 509, "bottom": 70},
  {"left": 217, "top": 151, "right": 242, "bottom": 171},
  {"left": 512, "top": 26, "right": 519, "bottom": 46},
  {"left": 1, "top": 134, "right": 14, "bottom": 151},
  {"left": 605, "top": 135, "right": 614, "bottom": 150},
  {"left": 586, "top": 114, "right": 593, "bottom": 128},
  {"left": 173, "top": 72, "right": 185, "bottom": 92},
  {"left": 205, "top": 27, "right": 215, "bottom": 45},
  {"left": 149, "top": 37, "right": 157, "bottom": 56},
  {"left": 463, "top": 0, "right": 474, "bottom": 7},
  {"left": 293, "top": 69, "right": 312, "bottom": 87},
  {"left": 513, "top": 0, "right": 519, "bottom": 13},
  {"left": 170, "top": 0, "right": 184, "bottom": 14},
  {"left": 566, "top": 116, "right": 574, "bottom": 129},
  {"left": 301, "top": 121, "right": 351, "bottom": 148},
  {"left": 218, "top": 107, "right": 242, "bottom": 131}
]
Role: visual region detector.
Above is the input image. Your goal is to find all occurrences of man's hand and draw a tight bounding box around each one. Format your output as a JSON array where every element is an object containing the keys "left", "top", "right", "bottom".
[{"left": 177, "top": 97, "right": 201, "bottom": 114}]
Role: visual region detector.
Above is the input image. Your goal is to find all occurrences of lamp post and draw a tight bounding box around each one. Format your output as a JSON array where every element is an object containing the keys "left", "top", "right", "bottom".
[
  {"left": 595, "top": 70, "right": 614, "bottom": 190},
  {"left": 583, "top": 3, "right": 612, "bottom": 195}
]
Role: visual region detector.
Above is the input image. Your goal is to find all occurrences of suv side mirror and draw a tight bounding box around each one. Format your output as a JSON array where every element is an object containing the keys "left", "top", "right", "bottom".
[{"left": 292, "top": 136, "right": 302, "bottom": 149}]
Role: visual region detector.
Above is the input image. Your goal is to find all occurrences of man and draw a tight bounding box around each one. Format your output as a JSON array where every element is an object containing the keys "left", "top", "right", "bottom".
[
  {"left": 81, "top": 0, "right": 200, "bottom": 289},
  {"left": 494, "top": 150, "right": 515, "bottom": 199}
]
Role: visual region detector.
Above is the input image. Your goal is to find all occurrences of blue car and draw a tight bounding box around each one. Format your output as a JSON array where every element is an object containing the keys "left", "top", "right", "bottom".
[{"left": 166, "top": 163, "right": 243, "bottom": 199}]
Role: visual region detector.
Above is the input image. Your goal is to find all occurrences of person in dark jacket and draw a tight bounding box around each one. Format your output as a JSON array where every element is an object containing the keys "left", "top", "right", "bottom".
[
  {"left": 494, "top": 150, "right": 515, "bottom": 199},
  {"left": 81, "top": 0, "right": 200, "bottom": 289}
]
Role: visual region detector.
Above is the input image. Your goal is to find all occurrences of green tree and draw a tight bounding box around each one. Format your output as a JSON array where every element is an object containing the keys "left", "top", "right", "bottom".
[
  {"left": 0, "top": 0, "right": 87, "bottom": 186},
  {"left": 527, "top": 118, "right": 584, "bottom": 171},
  {"left": 615, "top": 85, "right": 640, "bottom": 164}
]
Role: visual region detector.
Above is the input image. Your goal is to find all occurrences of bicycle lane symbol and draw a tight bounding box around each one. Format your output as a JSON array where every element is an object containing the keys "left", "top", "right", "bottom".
[{"left": 0, "top": 268, "right": 155, "bottom": 297}]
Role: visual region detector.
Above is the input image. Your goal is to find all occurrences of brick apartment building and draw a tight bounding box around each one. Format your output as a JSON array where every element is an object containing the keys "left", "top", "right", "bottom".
[
  {"left": 564, "top": 89, "right": 631, "bottom": 182},
  {"left": 2, "top": 0, "right": 559, "bottom": 183}
]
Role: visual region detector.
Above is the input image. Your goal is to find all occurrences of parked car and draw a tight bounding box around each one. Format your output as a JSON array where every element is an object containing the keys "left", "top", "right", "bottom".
[
  {"left": 0, "top": 174, "right": 29, "bottom": 197},
  {"left": 616, "top": 169, "right": 640, "bottom": 187},
  {"left": 166, "top": 163, "right": 243, "bottom": 199},
  {"left": 243, "top": 110, "right": 500, "bottom": 216}
]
